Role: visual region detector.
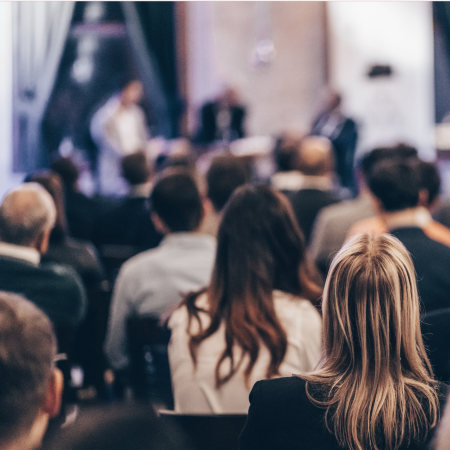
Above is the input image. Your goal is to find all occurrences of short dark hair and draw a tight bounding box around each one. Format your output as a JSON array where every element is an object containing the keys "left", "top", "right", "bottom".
[
  {"left": 206, "top": 155, "right": 249, "bottom": 212},
  {"left": 359, "top": 144, "right": 418, "bottom": 180},
  {"left": 151, "top": 172, "right": 203, "bottom": 232},
  {"left": 0, "top": 291, "right": 56, "bottom": 444},
  {"left": 419, "top": 160, "right": 441, "bottom": 206},
  {"left": 50, "top": 157, "right": 79, "bottom": 191},
  {"left": 368, "top": 158, "right": 421, "bottom": 212},
  {"left": 121, "top": 152, "right": 150, "bottom": 185}
]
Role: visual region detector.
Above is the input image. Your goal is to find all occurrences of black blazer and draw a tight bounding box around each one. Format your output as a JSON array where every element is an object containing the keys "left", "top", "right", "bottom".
[{"left": 239, "top": 376, "right": 447, "bottom": 450}]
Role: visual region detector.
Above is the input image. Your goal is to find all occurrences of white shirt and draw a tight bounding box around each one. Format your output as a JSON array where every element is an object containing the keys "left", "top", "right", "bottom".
[
  {"left": 105, "top": 233, "right": 216, "bottom": 370},
  {"left": 168, "top": 290, "right": 322, "bottom": 413}
]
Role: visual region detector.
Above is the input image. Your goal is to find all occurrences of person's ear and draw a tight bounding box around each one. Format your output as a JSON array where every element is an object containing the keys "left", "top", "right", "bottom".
[
  {"left": 35, "top": 229, "right": 51, "bottom": 255},
  {"left": 42, "top": 368, "right": 64, "bottom": 418},
  {"left": 151, "top": 212, "right": 170, "bottom": 235},
  {"left": 418, "top": 188, "right": 429, "bottom": 208}
]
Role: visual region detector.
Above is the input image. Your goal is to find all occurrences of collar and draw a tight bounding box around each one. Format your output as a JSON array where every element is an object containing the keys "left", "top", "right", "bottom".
[
  {"left": 299, "top": 175, "right": 333, "bottom": 191},
  {"left": 161, "top": 232, "right": 216, "bottom": 247},
  {"left": 384, "top": 207, "right": 432, "bottom": 231},
  {"left": 0, "top": 242, "right": 40, "bottom": 266}
]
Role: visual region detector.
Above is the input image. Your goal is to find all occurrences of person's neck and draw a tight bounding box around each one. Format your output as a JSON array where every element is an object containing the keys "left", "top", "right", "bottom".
[{"left": 383, "top": 206, "right": 432, "bottom": 230}]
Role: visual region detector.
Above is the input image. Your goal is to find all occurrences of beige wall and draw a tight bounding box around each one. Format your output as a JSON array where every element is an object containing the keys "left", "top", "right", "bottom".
[{"left": 186, "top": 1, "right": 328, "bottom": 137}]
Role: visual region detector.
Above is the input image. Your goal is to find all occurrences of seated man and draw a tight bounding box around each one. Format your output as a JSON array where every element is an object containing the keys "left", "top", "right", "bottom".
[
  {"left": 348, "top": 159, "right": 450, "bottom": 247},
  {"left": 94, "top": 151, "right": 162, "bottom": 253},
  {"left": 105, "top": 171, "right": 216, "bottom": 373},
  {"left": 309, "top": 145, "right": 418, "bottom": 276},
  {"left": 287, "top": 136, "right": 342, "bottom": 243},
  {"left": 367, "top": 158, "right": 450, "bottom": 314},
  {"left": 0, "top": 183, "right": 86, "bottom": 350},
  {"left": 0, "top": 291, "right": 63, "bottom": 450}
]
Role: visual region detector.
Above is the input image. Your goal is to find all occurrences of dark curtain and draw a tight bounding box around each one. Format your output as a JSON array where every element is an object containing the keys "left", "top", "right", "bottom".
[{"left": 133, "top": 2, "right": 181, "bottom": 138}]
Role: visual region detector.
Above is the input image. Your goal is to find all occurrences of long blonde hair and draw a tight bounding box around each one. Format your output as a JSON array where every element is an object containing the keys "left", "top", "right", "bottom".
[{"left": 303, "top": 233, "right": 439, "bottom": 450}]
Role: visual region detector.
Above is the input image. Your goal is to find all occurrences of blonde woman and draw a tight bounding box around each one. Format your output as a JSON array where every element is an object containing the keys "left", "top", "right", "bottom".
[{"left": 240, "top": 234, "right": 447, "bottom": 450}]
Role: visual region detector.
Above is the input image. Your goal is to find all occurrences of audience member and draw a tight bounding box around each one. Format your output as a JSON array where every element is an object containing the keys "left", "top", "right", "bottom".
[
  {"left": 94, "top": 151, "right": 162, "bottom": 251},
  {"left": 367, "top": 158, "right": 450, "bottom": 314},
  {"left": 169, "top": 184, "right": 322, "bottom": 413},
  {"left": 0, "top": 183, "right": 86, "bottom": 339},
  {"left": 309, "top": 144, "right": 418, "bottom": 276},
  {"left": 270, "top": 130, "right": 304, "bottom": 192},
  {"left": 27, "top": 171, "right": 105, "bottom": 289},
  {"left": 348, "top": 160, "right": 450, "bottom": 247},
  {"left": 50, "top": 156, "right": 98, "bottom": 242},
  {"left": 240, "top": 234, "right": 447, "bottom": 450},
  {"left": 0, "top": 291, "right": 63, "bottom": 450},
  {"left": 201, "top": 154, "right": 249, "bottom": 236},
  {"left": 43, "top": 405, "right": 196, "bottom": 450},
  {"left": 105, "top": 171, "right": 216, "bottom": 374},
  {"left": 194, "top": 86, "right": 246, "bottom": 145},
  {"left": 311, "top": 90, "right": 358, "bottom": 193},
  {"left": 90, "top": 80, "right": 149, "bottom": 196},
  {"left": 287, "top": 136, "right": 341, "bottom": 243}
]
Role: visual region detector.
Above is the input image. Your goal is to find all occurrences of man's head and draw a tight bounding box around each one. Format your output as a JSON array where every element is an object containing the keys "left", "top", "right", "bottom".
[
  {"left": 150, "top": 172, "right": 203, "bottom": 234},
  {"left": 121, "top": 80, "right": 143, "bottom": 107},
  {"left": 357, "top": 144, "right": 419, "bottom": 189},
  {"left": 121, "top": 152, "right": 151, "bottom": 186},
  {"left": 295, "top": 136, "right": 334, "bottom": 176},
  {"left": 273, "top": 130, "right": 303, "bottom": 172},
  {"left": 50, "top": 157, "right": 79, "bottom": 192},
  {"left": 368, "top": 158, "right": 421, "bottom": 212},
  {"left": 0, "top": 291, "right": 63, "bottom": 449},
  {"left": 206, "top": 155, "right": 249, "bottom": 213},
  {"left": 0, "top": 183, "right": 57, "bottom": 253}
]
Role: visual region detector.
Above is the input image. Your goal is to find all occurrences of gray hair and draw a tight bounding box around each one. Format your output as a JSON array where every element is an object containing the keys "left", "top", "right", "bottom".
[{"left": 0, "top": 183, "right": 57, "bottom": 246}]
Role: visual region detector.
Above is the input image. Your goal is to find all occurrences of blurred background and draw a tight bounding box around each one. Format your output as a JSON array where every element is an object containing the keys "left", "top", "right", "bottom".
[{"left": 2, "top": 1, "right": 450, "bottom": 197}]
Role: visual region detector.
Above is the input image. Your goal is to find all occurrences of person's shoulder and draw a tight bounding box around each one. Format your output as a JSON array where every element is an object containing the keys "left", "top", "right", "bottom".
[
  {"left": 273, "top": 291, "right": 320, "bottom": 316},
  {"left": 317, "top": 197, "right": 364, "bottom": 220},
  {"left": 254, "top": 376, "right": 307, "bottom": 399},
  {"left": 40, "top": 260, "right": 82, "bottom": 283},
  {"left": 120, "top": 246, "right": 162, "bottom": 274}
]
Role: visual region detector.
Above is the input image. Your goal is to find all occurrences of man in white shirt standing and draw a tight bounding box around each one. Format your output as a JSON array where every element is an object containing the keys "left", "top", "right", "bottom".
[{"left": 91, "top": 80, "right": 149, "bottom": 196}]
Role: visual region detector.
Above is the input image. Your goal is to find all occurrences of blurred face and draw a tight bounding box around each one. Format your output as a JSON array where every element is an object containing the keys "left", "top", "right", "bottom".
[{"left": 121, "top": 81, "right": 143, "bottom": 106}]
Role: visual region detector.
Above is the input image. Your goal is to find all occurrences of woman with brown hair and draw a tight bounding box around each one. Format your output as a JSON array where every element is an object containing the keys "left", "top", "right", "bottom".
[
  {"left": 240, "top": 233, "right": 447, "bottom": 450},
  {"left": 168, "top": 184, "right": 323, "bottom": 413}
]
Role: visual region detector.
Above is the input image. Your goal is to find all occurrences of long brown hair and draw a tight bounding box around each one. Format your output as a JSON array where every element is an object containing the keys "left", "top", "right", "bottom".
[
  {"left": 303, "top": 233, "right": 439, "bottom": 450},
  {"left": 184, "top": 184, "right": 322, "bottom": 388}
]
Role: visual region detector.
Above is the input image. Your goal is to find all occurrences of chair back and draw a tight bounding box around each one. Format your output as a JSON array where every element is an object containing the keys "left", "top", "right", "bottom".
[
  {"left": 158, "top": 410, "right": 247, "bottom": 450},
  {"left": 127, "top": 316, "right": 173, "bottom": 408}
]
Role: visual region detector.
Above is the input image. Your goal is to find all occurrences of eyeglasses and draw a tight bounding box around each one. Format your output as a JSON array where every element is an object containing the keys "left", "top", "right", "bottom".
[{"left": 54, "top": 353, "right": 68, "bottom": 362}]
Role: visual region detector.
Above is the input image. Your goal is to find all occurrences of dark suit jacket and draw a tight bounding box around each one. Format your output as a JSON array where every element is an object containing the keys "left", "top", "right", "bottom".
[
  {"left": 287, "top": 189, "right": 341, "bottom": 244},
  {"left": 390, "top": 227, "right": 450, "bottom": 315},
  {"left": 239, "top": 377, "right": 447, "bottom": 450}
]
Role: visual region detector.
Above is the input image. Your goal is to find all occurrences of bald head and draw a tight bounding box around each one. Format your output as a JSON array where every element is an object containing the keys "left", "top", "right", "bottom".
[
  {"left": 0, "top": 183, "right": 57, "bottom": 248},
  {"left": 296, "top": 136, "right": 334, "bottom": 176}
]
